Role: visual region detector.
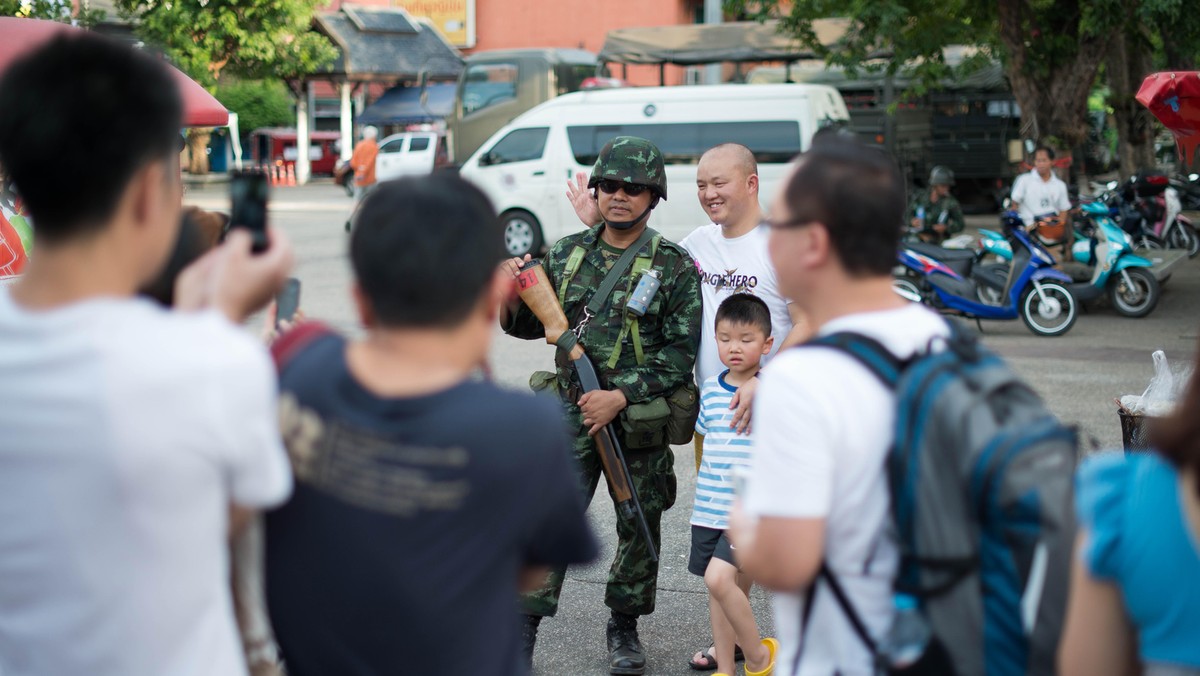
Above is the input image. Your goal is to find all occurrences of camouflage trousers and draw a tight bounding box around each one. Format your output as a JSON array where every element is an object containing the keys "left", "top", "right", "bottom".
[{"left": 522, "top": 404, "right": 677, "bottom": 618}]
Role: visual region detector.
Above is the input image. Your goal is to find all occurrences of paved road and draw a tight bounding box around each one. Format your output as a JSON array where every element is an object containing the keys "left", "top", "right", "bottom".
[{"left": 186, "top": 179, "right": 1200, "bottom": 675}]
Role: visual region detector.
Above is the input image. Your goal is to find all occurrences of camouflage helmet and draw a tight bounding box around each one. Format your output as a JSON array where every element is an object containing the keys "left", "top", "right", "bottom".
[
  {"left": 588, "top": 136, "right": 667, "bottom": 201},
  {"left": 929, "top": 165, "right": 955, "bottom": 187}
]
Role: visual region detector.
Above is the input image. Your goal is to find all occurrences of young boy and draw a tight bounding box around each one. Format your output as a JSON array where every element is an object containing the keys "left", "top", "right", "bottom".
[{"left": 689, "top": 293, "right": 779, "bottom": 676}]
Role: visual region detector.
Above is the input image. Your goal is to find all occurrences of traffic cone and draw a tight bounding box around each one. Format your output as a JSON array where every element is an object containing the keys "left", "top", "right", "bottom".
[{"left": 286, "top": 163, "right": 296, "bottom": 187}]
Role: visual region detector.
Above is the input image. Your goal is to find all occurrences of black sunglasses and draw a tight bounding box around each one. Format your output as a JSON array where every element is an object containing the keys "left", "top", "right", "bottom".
[{"left": 596, "top": 179, "right": 650, "bottom": 197}]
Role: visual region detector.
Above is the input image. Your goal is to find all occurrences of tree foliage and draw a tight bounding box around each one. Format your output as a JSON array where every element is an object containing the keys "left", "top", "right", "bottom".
[
  {"left": 729, "top": 0, "right": 1125, "bottom": 152},
  {"left": 113, "top": 0, "right": 336, "bottom": 87},
  {"left": 215, "top": 78, "right": 294, "bottom": 139},
  {"left": 0, "top": 0, "right": 106, "bottom": 27}
]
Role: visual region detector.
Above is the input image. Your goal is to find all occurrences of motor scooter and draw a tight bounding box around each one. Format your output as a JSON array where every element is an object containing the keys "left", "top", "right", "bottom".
[
  {"left": 1107, "top": 172, "right": 1199, "bottom": 257},
  {"left": 978, "top": 200, "right": 1161, "bottom": 318},
  {"left": 893, "top": 211, "right": 1077, "bottom": 337}
]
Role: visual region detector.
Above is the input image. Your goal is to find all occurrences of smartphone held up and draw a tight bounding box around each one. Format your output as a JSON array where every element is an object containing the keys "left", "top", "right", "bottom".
[
  {"left": 229, "top": 169, "right": 270, "bottom": 254},
  {"left": 275, "top": 277, "right": 301, "bottom": 329}
]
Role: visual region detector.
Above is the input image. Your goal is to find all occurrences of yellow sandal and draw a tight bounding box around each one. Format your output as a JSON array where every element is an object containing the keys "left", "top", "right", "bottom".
[{"left": 744, "top": 637, "right": 778, "bottom": 676}]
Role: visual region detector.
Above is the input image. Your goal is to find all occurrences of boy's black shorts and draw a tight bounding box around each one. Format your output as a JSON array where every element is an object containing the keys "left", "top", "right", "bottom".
[{"left": 688, "top": 525, "right": 736, "bottom": 576}]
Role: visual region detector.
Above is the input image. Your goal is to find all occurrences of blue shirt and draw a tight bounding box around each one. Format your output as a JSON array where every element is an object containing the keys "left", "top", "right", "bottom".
[
  {"left": 691, "top": 370, "right": 754, "bottom": 529},
  {"left": 1076, "top": 451, "right": 1200, "bottom": 669}
]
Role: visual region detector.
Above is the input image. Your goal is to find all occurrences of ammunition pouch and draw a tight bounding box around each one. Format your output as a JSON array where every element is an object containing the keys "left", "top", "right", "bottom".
[
  {"left": 619, "top": 380, "right": 700, "bottom": 450},
  {"left": 663, "top": 380, "right": 700, "bottom": 445},
  {"left": 620, "top": 397, "right": 670, "bottom": 450},
  {"left": 529, "top": 370, "right": 562, "bottom": 398}
]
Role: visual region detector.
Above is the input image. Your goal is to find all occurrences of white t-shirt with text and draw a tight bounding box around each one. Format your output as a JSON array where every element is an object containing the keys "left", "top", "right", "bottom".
[
  {"left": 746, "top": 303, "right": 949, "bottom": 676},
  {"left": 680, "top": 223, "right": 794, "bottom": 385},
  {"left": 0, "top": 292, "right": 292, "bottom": 676}
]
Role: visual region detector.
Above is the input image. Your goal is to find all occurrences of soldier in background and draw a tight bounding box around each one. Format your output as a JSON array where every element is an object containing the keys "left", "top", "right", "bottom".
[
  {"left": 500, "top": 136, "right": 702, "bottom": 676},
  {"left": 907, "top": 165, "right": 965, "bottom": 244}
]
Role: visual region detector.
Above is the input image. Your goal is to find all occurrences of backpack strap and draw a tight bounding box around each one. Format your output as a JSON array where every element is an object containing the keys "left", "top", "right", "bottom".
[
  {"left": 793, "top": 563, "right": 886, "bottom": 675},
  {"left": 803, "top": 332, "right": 905, "bottom": 388}
]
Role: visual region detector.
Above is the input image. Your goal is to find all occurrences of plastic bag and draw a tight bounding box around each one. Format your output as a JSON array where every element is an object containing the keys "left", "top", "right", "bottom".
[{"left": 1135, "top": 350, "right": 1176, "bottom": 416}]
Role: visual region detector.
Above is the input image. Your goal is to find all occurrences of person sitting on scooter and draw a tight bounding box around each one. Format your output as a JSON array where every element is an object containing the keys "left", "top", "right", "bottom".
[
  {"left": 907, "top": 166, "right": 965, "bottom": 245},
  {"left": 1012, "top": 146, "right": 1073, "bottom": 260}
]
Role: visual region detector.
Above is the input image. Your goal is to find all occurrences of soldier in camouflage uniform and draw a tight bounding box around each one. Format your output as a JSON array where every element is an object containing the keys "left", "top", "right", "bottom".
[
  {"left": 907, "top": 165, "right": 965, "bottom": 244},
  {"left": 500, "top": 137, "right": 702, "bottom": 675}
]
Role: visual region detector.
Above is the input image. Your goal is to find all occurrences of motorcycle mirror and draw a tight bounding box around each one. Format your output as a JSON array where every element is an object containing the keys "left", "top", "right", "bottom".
[{"left": 1190, "top": 173, "right": 1199, "bottom": 181}]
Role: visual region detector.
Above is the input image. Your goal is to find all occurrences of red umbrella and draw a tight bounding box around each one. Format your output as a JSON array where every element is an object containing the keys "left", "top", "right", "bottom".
[
  {"left": 0, "top": 17, "right": 228, "bottom": 127},
  {"left": 1137, "top": 71, "right": 1200, "bottom": 166}
]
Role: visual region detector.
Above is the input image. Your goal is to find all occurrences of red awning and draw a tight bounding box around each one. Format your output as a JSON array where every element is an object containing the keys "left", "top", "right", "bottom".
[
  {"left": 1137, "top": 71, "right": 1200, "bottom": 166},
  {"left": 0, "top": 17, "right": 229, "bottom": 128}
]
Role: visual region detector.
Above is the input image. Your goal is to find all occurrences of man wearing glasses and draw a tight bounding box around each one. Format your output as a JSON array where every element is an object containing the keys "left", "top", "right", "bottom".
[{"left": 501, "top": 136, "right": 702, "bottom": 675}]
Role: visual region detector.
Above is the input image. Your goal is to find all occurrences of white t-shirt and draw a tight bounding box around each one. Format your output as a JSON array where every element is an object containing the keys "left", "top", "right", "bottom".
[
  {"left": 746, "top": 303, "right": 948, "bottom": 676},
  {"left": 1011, "top": 169, "right": 1071, "bottom": 226},
  {"left": 680, "top": 223, "right": 794, "bottom": 384},
  {"left": 0, "top": 292, "right": 292, "bottom": 676}
]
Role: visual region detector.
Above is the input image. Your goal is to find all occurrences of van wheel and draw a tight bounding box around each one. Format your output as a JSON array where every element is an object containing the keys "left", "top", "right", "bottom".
[{"left": 502, "top": 210, "right": 543, "bottom": 257}]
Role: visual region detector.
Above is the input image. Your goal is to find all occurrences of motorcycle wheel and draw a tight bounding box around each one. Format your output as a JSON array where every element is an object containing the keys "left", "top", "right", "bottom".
[
  {"left": 1167, "top": 222, "right": 1200, "bottom": 258},
  {"left": 1137, "top": 235, "right": 1164, "bottom": 251},
  {"left": 1020, "top": 282, "right": 1076, "bottom": 337},
  {"left": 1108, "top": 267, "right": 1160, "bottom": 318},
  {"left": 892, "top": 275, "right": 922, "bottom": 303}
]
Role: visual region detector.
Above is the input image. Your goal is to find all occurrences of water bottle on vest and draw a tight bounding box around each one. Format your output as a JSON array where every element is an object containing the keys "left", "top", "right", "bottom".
[{"left": 808, "top": 321, "right": 1078, "bottom": 676}]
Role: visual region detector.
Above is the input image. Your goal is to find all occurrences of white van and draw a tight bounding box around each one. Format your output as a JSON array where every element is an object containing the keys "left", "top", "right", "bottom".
[
  {"left": 375, "top": 131, "right": 441, "bottom": 182},
  {"left": 458, "top": 84, "right": 851, "bottom": 256}
]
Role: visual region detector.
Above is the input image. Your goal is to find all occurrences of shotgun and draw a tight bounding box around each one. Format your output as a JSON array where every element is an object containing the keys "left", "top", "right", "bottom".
[{"left": 515, "top": 259, "right": 657, "bottom": 562}]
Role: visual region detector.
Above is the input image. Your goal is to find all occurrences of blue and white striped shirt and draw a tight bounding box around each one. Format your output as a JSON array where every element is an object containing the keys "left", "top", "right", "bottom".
[{"left": 690, "top": 370, "right": 754, "bottom": 529}]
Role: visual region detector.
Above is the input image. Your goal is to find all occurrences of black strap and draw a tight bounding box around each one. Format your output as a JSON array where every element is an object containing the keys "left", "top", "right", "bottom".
[
  {"left": 585, "top": 227, "right": 656, "bottom": 318},
  {"left": 819, "top": 563, "right": 880, "bottom": 654},
  {"left": 794, "top": 564, "right": 887, "bottom": 675}
]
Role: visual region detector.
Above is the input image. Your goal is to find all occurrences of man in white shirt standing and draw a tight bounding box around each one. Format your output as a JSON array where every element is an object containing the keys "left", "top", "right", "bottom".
[
  {"left": 1011, "top": 145, "right": 1073, "bottom": 256},
  {"left": 0, "top": 33, "right": 294, "bottom": 676},
  {"left": 728, "top": 135, "right": 948, "bottom": 675}
]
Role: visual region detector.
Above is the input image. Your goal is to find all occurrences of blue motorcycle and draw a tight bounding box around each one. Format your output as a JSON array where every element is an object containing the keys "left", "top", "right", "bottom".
[
  {"left": 893, "top": 211, "right": 1077, "bottom": 337},
  {"left": 978, "top": 201, "right": 1160, "bottom": 318}
]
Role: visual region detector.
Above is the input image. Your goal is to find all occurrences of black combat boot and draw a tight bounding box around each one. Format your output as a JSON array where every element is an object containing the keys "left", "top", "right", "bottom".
[
  {"left": 606, "top": 612, "right": 646, "bottom": 675},
  {"left": 521, "top": 614, "right": 541, "bottom": 669}
]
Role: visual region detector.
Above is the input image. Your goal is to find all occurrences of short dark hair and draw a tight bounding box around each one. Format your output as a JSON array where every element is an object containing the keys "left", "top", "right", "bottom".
[
  {"left": 715, "top": 293, "right": 771, "bottom": 337},
  {"left": 1034, "top": 145, "right": 1056, "bottom": 160},
  {"left": 0, "top": 32, "right": 183, "bottom": 244},
  {"left": 350, "top": 175, "right": 505, "bottom": 328},
  {"left": 781, "top": 136, "right": 905, "bottom": 276}
]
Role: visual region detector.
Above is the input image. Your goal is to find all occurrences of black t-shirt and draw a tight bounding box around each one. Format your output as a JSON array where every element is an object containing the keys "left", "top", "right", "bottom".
[{"left": 266, "top": 332, "right": 598, "bottom": 676}]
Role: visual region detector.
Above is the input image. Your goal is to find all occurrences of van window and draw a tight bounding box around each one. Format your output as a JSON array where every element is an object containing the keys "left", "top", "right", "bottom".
[
  {"left": 482, "top": 128, "right": 549, "bottom": 165},
  {"left": 463, "top": 63, "right": 518, "bottom": 115},
  {"left": 380, "top": 137, "right": 406, "bottom": 153},
  {"left": 567, "top": 121, "right": 802, "bottom": 166},
  {"left": 409, "top": 136, "right": 431, "bottom": 151}
]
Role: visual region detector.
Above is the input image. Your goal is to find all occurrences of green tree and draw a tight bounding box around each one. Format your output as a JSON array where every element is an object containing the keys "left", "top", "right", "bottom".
[
  {"left": 215, "top": 78, "right": 294, "bottom": 141},
  {"left": 0, "top": 0, "right": 105, "bottom": 26},
  {"left": 114, "top": 0, "right": 336, "bottom": 173},
  {"left": 730, "top": 0, "right": 1123, "bottom": 179}
]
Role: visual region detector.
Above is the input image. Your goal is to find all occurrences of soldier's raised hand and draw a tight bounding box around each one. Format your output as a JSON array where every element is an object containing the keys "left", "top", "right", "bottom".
[{"left": 567, "top": 172, "right": 602, "bottom": 227}]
